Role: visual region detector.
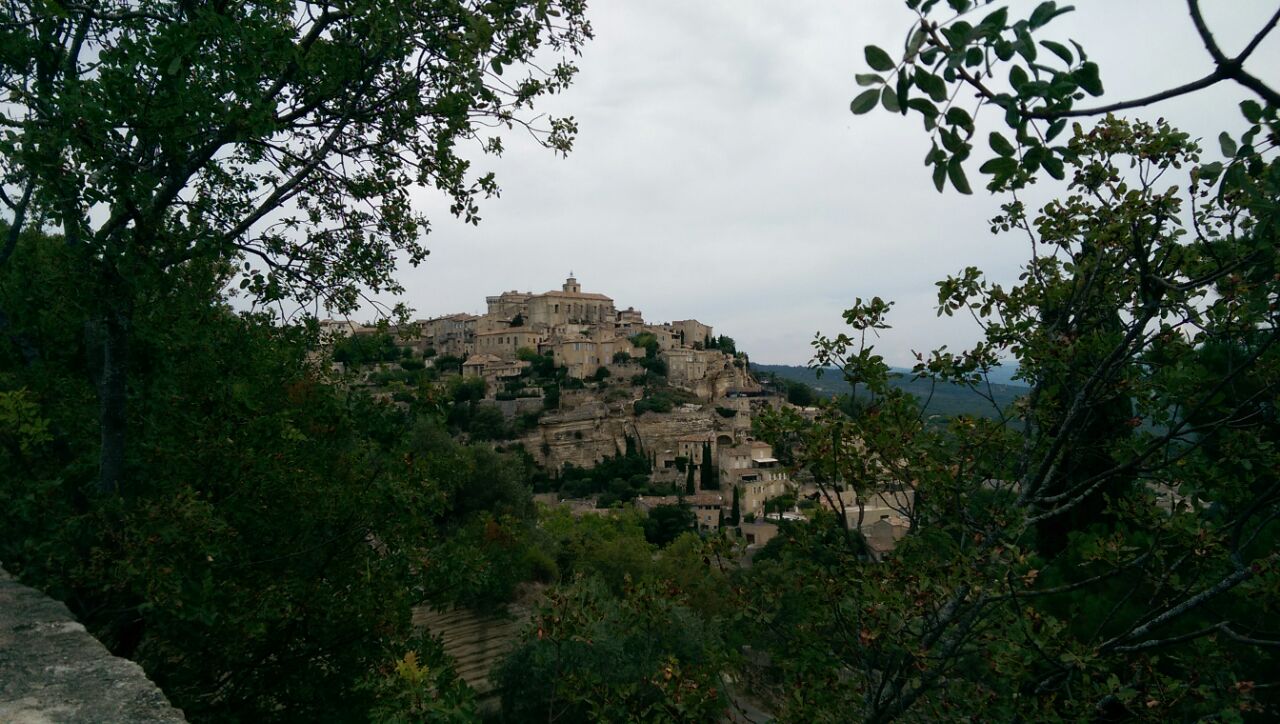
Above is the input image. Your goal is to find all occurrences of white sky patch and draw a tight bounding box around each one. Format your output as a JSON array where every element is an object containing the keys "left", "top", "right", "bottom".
[{"left": 378, "top": 1, "right": 1279, "bottom": 366}]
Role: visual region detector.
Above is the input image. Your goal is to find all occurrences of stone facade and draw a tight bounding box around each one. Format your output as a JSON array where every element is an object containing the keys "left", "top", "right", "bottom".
[{"left": 670, "top": 319, "right": 713, "bottom": 348}]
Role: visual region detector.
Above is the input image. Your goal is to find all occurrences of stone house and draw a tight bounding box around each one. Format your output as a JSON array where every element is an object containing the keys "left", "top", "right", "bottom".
[
  {"left": 670, "top": 319, "right": 713, "bottom": 348},
  {"left": 634, "top": 493, "right": 725, "bottom": 533},
  {"left": 616, "top": 306, "right": 644, "bottom": 330},
  {"left": 485, "top": 290, "right": 533, "bottom": 319},
  {"left": 474, "top": 328, "right": 544, "bottom": 358},
  {"left": 461, "top": 354, "right": 530, "bottom": 394},
  {"left": 421, "top": 313, "right": 477, "bottom": 358}
]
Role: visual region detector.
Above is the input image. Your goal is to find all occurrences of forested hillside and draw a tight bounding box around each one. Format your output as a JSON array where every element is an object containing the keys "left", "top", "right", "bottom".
[{"left": 753, "top": 363, "right": 1026, "bottom": 420}]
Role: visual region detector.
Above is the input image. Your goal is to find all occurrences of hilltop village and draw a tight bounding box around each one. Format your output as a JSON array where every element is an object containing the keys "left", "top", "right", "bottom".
[{"left": 322, "top": 276, "right": 910, "bottom": 552}]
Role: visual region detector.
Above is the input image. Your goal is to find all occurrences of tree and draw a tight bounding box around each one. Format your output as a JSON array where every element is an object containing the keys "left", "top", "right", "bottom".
[
  {"left": 731, "top": 4, "right": 1280, "bottom": 720},
  {"left": 685, "top": 462, "right": 696, "bottom": 495},
  {"left": 494, "top": 577, "right": 726, "bottom": 723},
  {"left": 785, "top": 380, "right": 816, "bottom": 407},
  {"left": 850, "top": 0, "right": 1278, "bottom": 196},
  {"left": 643, "top": 504, "right": 697, "bottom": 547},
  {"left": 729, "top": 486, "right": 741, "bottom": 527},
  {"left": 699, "top": 441, "right": 717, "bottom": 490},
  {"left": 0, "top": 1, "right": 591, "bottom": 494},
  {"left": 0, "top": 241, "right": 500, "bottom": 719}
]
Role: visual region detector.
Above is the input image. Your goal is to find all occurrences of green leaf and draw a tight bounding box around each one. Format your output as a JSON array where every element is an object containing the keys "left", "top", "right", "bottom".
[
  {"left": 1043, "top": 155, "right": 1065, "bottom": 180},
  {"left": 1197, "top": 161, "right": 1224, "bottom": 183},
  {"left": 1029, "top": 1, "right": 1058, "bottom": 29},
  {"left": 979, "top": 156, "right": 1018, "bottom": 175},
  {"left": 1045, "top": 118, "right": 1068, "bottom": 142},
  {"left": 979, "top": 7, "right": 1009, "bottom": 31},
  {"left": 865, "top": 45, "right": 895, "bottom": 72},
  {"left": 940, "top": 127, "right": 965, "bottom": 154},
  {"left": 1218, "top": 132, "right": 1238, "bottom": 157},
  {"left": 1009, "top": 65, "right": 1029, "bottom": 90},
  {"left": 1015, "top": 27, "right": 1038, "bottom": 62},
  {"left": 947, "top": 157, "right": 973, "bottom": 194},
  {"left": 896, "top": 70, "right": 911, "bottom": 113},
  {"left": 989, "top": 132, "right": 1015, "bottom": 157},
  {"left": 907, "top": 98, "right": 939, "bottom": 117},
  {"left": 1240, "top": 100, "right": 1263, "bottom": 123},
  {"left": 881, "top": 86, "right": 901, "bottom": 113},
  {"left": 1039, "top": 40, "right": 1073, "bottom": 65},
  {"left": 38, "top": 0, "right": 70, "bottom": 17},
  {"left": 945, "top": 107, "right": 973, "bottom": 130},
  {"left": 932, "top": 161, "right": 948, "bottom": 192},
  {"left": 906, "top": 27, "right": 926, "bottom": 57},
  {"left": 856, "top": 73, "right": 885, "bottom": 86},
  {"left": 1075, "top": 62, "right": 1103, "bottom": 96},
  {"left": 850, "top": 89, "right": 880, "bottom": 114},
  {"left": 915, "top": 71, "right": 948, "bottom": 102}
]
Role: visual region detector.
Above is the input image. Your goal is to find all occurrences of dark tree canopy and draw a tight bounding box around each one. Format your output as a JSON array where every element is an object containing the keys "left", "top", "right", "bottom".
[{"left": 0, "top": 0, "right": 591, "bottom": 493}]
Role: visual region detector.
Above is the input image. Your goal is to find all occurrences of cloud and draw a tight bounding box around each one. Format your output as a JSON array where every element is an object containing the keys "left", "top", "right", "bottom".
[{"left": 388, "top": 0, "right": 1279, "bottom": 366}]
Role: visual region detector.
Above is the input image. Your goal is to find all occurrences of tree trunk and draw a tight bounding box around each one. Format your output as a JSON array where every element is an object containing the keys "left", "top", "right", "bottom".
[{"left": 98, "top": 308, "right": 130, "bottom": 495}]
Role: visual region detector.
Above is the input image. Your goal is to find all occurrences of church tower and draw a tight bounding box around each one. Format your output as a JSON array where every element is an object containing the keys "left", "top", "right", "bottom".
[{"left": 563, "top": 273, "right": 581, "bottom": 294}]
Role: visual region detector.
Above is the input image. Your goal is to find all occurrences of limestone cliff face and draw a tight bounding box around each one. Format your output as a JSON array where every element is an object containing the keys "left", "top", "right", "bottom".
[
  {"left": 521, "top": 363, "right": 765, "bottom": 471},
  {"left": 663, "top": 350, "right": 758, "bottom": 401},
  {"left": 522, "top": 401, "right": 627, "bottom": 469},
  {"left": 523, "top": 404, "right": 735, "bottom": 470}
]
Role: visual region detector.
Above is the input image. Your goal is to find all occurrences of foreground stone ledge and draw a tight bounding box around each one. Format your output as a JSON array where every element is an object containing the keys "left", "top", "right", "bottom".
[{"left": 0, "top": 566, "right": 185, "bottom": 723}]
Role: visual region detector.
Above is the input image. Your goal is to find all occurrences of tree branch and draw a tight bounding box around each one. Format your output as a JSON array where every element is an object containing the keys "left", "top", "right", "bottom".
[{"left": 1186, "top": 0, "right": 1229, "bottom": 64}]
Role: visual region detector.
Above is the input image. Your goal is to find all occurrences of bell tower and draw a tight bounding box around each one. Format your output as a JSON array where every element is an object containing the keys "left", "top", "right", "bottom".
[{"left": 563, "top": 272, "right": 581, "bottom": 294}]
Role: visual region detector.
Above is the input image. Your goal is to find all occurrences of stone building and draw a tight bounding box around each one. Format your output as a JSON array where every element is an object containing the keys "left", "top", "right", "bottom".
[
  {"left": 676, "top": 433, "right": 716, "bottom": 468},
  {"left": 670, "top": 319, "right": 713, "bottom": 348},
  {"left": 485, "top": 290, "right": 533, "bottom": 319},
  {"left": 543, "top": 328, "right": 643, "bottom": 379},
  {"left": 422, "top": 313, "right": 477, "bottom": 358},
  {"left": 474, "top": 328, "right": 544, "bottom": 358},
  {"left": 634, "top": 493, "right": 725, "bottom": 532},
  {"left": 461, "top": 354, "right": 530, "bottom": 393},
  {"left": 317, "top": 318, "right": 366, "bottom": 342},
  {"left": 616, "top": 307, "right": 644, "bottom": 330},
  {"left": 526, "top": 276, "right": 616, "bottom": 327},
  {"left": 720, "top": 440, "right": 791, "bottom": 518}
]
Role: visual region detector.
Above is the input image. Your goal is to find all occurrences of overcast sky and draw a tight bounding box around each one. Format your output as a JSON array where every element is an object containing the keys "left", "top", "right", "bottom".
[{"left": 388, "top": 1, "right": 1279, "bottom": 366}]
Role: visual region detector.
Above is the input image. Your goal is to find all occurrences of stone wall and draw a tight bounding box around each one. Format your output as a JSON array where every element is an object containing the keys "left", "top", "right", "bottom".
[
  {"left": 0, "top": 566, "right": 185, "bottom": 723},
  {"left": 412, "top": 604, "right": 529, "bottom": 713}
]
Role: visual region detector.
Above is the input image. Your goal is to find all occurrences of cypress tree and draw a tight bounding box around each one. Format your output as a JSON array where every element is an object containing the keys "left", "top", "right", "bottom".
[
  {"left": 685, "top": 463, "right": 696, "bottom": 495},
  {"left": 730, "top": 486, "right": 740, "bottom": 526},
  {"left": 700, "top": 442, "right": 715, "bottom": 489}
]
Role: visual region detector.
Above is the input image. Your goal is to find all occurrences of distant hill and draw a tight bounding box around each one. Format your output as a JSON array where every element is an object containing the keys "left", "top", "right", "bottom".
[{"left": 752, "top": 363, "right": 1028, "bottom": 421}]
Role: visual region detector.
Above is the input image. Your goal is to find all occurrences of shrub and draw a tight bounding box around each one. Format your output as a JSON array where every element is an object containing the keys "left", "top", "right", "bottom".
[{"left": 433, "top": 355, "right": 463, "bottom": 374}]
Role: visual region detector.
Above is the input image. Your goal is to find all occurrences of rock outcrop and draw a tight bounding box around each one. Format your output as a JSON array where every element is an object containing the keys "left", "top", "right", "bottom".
[{"left": 0, "top": 566, "right": 185, "bottom": 723}]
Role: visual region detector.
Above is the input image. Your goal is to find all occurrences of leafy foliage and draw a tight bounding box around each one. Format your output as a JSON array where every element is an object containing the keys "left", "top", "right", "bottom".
[
  {"left": 0, "top": 232, "right": 546, "bottom": 720},
  {"left": 738, "top": 112, "right": 1280, "bottom": 720},
  {"left": 495, "top": 577, "right": 727, "bottom": 723}
]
